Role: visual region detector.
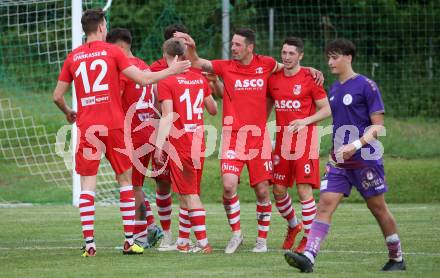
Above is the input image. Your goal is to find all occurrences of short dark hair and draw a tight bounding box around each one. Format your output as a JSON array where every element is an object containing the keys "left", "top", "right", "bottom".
[
  {"left": 163, "top": 38, "right": 185, "bottom": 57},
  {"left": 233, "top": 28, "right": 256, "bottom": 46},
  {"left": 163, "top": 24, "right": 189, "bottom": 40},
  {"left": 283, "top": 37, "right": 304, "bottom": 53},
  {"left": 106, "top": 28, "right": 132, "bottom": 45},
  {"left": 325, "top": 39, "right": 356, "bottom": 60},
  {"left": 81, "top": 8, "right": 105, "bottom": 35}
]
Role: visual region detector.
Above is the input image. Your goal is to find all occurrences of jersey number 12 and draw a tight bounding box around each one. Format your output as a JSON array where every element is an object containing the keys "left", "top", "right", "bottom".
[{"left": 75, "top": 59, "right": 108, "bottom": 94}]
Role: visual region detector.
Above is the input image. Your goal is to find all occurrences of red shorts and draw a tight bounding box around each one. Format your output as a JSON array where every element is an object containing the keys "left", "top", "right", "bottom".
[
  {"left": 272, "top": 151, "right": 320, "bottom": 189},
  {"left": 169, "top": 153, "right": 204, "bottom": 195},
  {"left": 75, "top": 128, "right": 131, "bottom": 176},
  {"left": 220, "top": 157, "right": 273, "bottom": 186},
  {"left": 220, "top": 131, "right": 273, "bottom": 186},
  {"left": 130, "top": 130, "right": 154, "bottom": 187}
]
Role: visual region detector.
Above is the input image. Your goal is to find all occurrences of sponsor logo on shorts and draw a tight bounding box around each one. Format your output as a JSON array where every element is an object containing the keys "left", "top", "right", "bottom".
[
  {"left": 274, "top": 172, "right": 285, "bottom": 181},
  {"left": 222, "top": 163, "right": 239, "bottom": 173},
  {"left": 361, "top": 168, "right": 384, "bottom": 190}
]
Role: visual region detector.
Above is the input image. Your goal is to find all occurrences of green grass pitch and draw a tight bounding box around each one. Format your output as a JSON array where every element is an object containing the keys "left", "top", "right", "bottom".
[{"left": 1, "top": 203, "right": 439, "bottom": 277}]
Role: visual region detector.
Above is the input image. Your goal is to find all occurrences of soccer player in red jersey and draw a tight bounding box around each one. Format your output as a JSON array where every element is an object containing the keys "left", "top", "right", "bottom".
[
  {"left": 150, "top": 24, "right": 223, "bottom": 250},
  {"left": 267, "top": 37, "right": 331, "bottom": 252},
  {"left": 106, "top": 28, "right": 164, "bottom": 248},
  {"left": 52, "top": 9, "right": 190, "bottom": 257},
  {"left": 154, "top": 38, "right": 217, "bottom": 253},
  {"left": 176, "top": 29, "right": 323, "bottom": 253},
  {"left": 151, "top": 24, "right": 224, "bottom": 98}
]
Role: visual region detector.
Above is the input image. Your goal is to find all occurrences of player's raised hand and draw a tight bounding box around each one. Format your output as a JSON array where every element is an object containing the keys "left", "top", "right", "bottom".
[
  {"left": 169, "top": 55, "right": 191, "bottom": 74},
  {"left": 173, "top": 31, "right": 196, "bottom": 48},
  {"left": 65, "top": 109, "right": 77, "bottom": 124},
  {"left": 309, "top": 67, "right": 325, "bottom": 86},
  {"left": 287, "top": 118, "right": 309, "bottom": 133}
]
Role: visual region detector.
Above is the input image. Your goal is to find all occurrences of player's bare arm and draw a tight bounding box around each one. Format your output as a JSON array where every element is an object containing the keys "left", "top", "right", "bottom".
[
  {"left": 152, "top": 84, "right": 160, "bottom": 112},
  {"left": 174, "top": 31, "right": 214, "bottom": 73},
  {"left": 122, "top": 56, "right": 191, "bottom": 86},
  {"left": 288, "top": 97, "right": 331, "bottom": 133},
  {"left": 272, "top": 62, "right": 284, "bottom": 73},
  {"left": 336, "top": 112, "right": 384, "bottom": 161},
  {"left": 203, "top": 72, "right": 224, "bottom": 98},
  {"left": 154, "top": 99, "right": 174, "bottom": 165},
  {"left": 52, "top": 80, "right": 77, "bottom": 124},
  {"left": 273, "top": 61, "right": 324, "bottom": 86},
  {"left": 203, "top": 95, "right": 218, "bottom": 116},
  {"left": 266, "top": 97, "right": 274, "bottom": 119}
]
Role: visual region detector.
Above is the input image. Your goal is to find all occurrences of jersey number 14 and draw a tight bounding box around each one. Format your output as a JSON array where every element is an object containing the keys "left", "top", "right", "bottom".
[{"left": 179, "top": 88, "right": 203, "bottom": 120}]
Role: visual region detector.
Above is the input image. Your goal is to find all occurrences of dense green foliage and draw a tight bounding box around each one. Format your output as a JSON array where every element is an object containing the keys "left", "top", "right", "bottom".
[{"left": 0, "top": 1, "right": 439, "bottom": 117}]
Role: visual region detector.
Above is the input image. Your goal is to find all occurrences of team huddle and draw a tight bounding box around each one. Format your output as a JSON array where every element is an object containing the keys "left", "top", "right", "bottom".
[{"left": 52, "top": 8, "right": 406, "bottom": 272}]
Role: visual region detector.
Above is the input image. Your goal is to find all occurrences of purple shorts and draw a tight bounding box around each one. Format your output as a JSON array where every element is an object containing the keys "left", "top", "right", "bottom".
[{"left": 320, "top": 164, "right": 388, "bottom": 199}]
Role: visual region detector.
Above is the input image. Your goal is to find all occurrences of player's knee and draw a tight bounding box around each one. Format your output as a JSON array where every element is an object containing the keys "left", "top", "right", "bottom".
[
  {"left": 116, "top": 168, "right": 132, "bottom": 185},
  {"left": 255, "top": 183, "right": 270, "bottom": 200},
  {"left": 223, "top": 179, "right": 238, "bottom": 195},
  {"left": 297, "top": 185, "right": 313, "bottom": 200},
  {"left": 316, "top": 200, "right": 335, "bottom": 217},
  {"left": 272, "top": 185, "right": 286, "bottom": 198},
  {"left": 367, "top": 202, "right": 388, "bottom": 218},
  {"left": 156, "top": 179, "right": 171, "bottom": 194},
  {"left": 223, "top": 184, "right": 236, "bottom": 196}
]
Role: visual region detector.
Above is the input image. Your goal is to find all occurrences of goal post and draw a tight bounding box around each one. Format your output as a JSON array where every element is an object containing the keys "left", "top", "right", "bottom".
[
  {"left": 71, "top": 0, "right": 113, "bottom": 206},
  {"left": 71, "top": 0, "right": 82, "bottom": 207}
]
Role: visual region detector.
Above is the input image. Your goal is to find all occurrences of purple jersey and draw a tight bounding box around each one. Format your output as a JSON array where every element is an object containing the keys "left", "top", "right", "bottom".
[{"left": 329, "top": 74, "right": 385, "bottom": 168}]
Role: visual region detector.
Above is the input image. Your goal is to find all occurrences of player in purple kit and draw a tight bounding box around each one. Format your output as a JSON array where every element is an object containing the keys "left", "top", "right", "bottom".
[{"left": 284, "top": 39, "right": 406, "bottom": 272}]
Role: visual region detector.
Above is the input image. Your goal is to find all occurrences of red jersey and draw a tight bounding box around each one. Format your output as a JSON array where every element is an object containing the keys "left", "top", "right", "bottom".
[
  {"left": 268, "top": 67, "right": 327, "bottom": 149},
  {"left": 157, "top": 71, "right": 211, "bottom": 153},
  {"left": 211, "top": 54, "right": 276, "bottom": 131},
  {"left": 150, "top": 58, "right": 168, "bottom": 72},
  {"left": 58, "top": 41, "right": 132, "bottom": 131},
  {"left": 120, "top": 56, "right": 157, "bottom": 132}
]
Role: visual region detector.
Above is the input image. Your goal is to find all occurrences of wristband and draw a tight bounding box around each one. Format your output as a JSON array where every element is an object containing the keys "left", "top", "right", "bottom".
[{"left": 352, "top": 139, "right": 362, "bottom": 150}]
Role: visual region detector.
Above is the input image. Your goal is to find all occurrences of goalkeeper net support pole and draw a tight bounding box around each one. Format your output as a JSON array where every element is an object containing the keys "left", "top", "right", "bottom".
[
  {"left": 71, "top": 0, "right": 82, "bottom": 207},
  {"left": 221, "top": 0, "right": 229, "bottom": 59},
  {"left": 71, "top": 0, "right": 113, "bottom": 207}
]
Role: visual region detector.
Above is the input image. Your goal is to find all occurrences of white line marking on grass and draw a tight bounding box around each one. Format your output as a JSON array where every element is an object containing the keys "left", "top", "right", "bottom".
[
  {"left": 0, "top": 203, "right": 34, "bottom": 208},
  {"left": 0, "top": 246, "right": 439, "bottom": 257}
]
